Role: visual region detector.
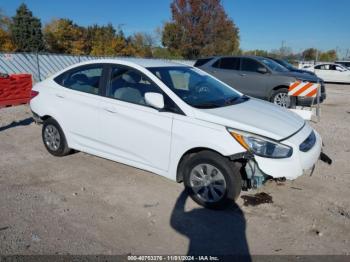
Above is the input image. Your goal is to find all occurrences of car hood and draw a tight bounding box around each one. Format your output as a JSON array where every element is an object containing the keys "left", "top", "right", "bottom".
[
  {"left": 194, "top": 98, "right": 305, "bottom": 140},
  {"left": 277, "top": 71, "right": 319, "bottom": 82},
  {"left": 291, "top": 68, "right": 316, "bottom": 76}
]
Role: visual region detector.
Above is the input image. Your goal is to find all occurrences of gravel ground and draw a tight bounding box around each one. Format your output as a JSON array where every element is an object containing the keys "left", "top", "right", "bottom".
[{"left": 0, "top": 84, "right": 349, "bottom": 256}]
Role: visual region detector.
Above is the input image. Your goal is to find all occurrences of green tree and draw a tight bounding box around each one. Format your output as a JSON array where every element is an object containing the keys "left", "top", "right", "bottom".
[
  {"left": 10, "top": 3, "right": 44, "bottom": 52},
  {"left": 302, "top": 48, "right": 318, "bottom": 61},
  {"left": 319, "top": 50, "right": 337, "bottom": 62},
  {"left": 44, "top": 19, "right": 87, "bottom": 55},
  {"left": 153, "top": 46, "right": 182, "bottom": 59},
  {"left": 243, "top": 49, "right": 269, "bottom": 57},
  {"left": 0, "top": 10, "right": 15, "bottom": 51},
  {"left": 86, "top": 24, "right": 125, "bottom": 56},
  {"left": 129, "top": 32, "right": 155, "bottom": 57},
  {"left": 162, "top": 0, "right": 239, "bottom": 59}
]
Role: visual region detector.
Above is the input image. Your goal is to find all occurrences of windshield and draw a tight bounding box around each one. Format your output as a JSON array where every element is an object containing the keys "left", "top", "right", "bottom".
[
  {"left": 257, "top": 58, "right": 289, "bottom": 72},
  {"left": 147, "top": 66, "right": 247, "bottom": 109},
  {"left": 276, "top": 59, "right": 295, "bottom": 70},
  {"left": 337, "top": 64, "right": 349, "bottom": 71}
]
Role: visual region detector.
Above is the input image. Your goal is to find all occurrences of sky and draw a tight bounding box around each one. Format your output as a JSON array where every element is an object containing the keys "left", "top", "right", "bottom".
[{"left": 1, "top": 0, "right": 349, "bottom": 57}]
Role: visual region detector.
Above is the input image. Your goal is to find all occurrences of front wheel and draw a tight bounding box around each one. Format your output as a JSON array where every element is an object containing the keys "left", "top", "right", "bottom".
[
  {"left": 270, "top": 88, "right": 290, "bottom": 107},
  {"left": 183, "top": 151, "right": 242, "bottom": 210}
]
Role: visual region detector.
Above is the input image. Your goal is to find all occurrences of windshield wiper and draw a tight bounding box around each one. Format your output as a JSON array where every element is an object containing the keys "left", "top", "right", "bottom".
[
  {"left": 225, "top": 95, "right": 249, "bottom": 105},
  {"left": 225, "top": 96, "right": 239, "bottom": 105},
  {"left": 193, "top": 102, "right": 220, "bottom": 109}
]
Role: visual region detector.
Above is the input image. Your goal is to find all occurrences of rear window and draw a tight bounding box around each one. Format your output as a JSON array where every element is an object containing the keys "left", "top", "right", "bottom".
[
  {"left": 212, "top": 57, "right": 240, "bottom": 70},
  {"left": 194, "top": 58, "right": 213, "bottom": 67}
]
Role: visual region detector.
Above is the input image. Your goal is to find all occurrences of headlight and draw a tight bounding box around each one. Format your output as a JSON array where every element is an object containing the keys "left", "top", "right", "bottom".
[{"left": 228, "top": 129, "right": 293, "bottom": 158}]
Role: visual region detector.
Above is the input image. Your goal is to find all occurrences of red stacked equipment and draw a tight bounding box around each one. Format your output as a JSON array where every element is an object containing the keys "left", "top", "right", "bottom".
[{"left": 0, "top": 73, "right": 33, "bottom": 108}]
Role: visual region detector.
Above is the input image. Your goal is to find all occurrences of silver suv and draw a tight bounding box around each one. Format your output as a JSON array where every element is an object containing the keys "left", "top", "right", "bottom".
[{"left": 195, "top": 56, "right": 326, "bottom": 107}]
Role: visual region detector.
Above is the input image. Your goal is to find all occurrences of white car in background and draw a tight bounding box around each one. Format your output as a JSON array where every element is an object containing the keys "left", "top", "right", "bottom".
[
  {"left": 335, "top": 61, "right": 350, "bottom": 70},
  {"left": 305, "top": 63, "right": 350, "bottom": 83},
  {"left": 30, "top": 59, "right": 324, "bottom": 209}
]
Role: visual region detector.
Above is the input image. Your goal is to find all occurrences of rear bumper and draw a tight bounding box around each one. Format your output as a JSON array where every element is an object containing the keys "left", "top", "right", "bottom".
[
  {"left": 254, "top": 124, "right": 322, "bottom": 180},
  {"left": 31, "top": 110, "right": 43, "bottom": 124}
]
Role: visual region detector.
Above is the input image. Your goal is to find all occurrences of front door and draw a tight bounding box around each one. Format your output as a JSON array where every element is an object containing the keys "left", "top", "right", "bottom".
[
  {"left": 237, "top": 58, "right": 269, "bottom": 99},
  {"left": 98, "top": 65, "right": 173, "bottom": 171}
]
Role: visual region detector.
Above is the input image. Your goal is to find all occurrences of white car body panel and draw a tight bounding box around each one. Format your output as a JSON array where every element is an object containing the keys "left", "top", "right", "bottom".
[
  {"left": 30, "top": 59, "right": 323, "bottom": 183},
  {"left": 194, "top": 98, "right": 305, "bottom": 140},
  {"left": 306, "top": 63, "right": 350, "bottom": 83}
]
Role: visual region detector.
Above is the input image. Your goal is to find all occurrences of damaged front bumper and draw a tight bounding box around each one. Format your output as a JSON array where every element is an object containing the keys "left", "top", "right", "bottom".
[{"left": 242, "top": 123, "right": 332, "bottom": 188}]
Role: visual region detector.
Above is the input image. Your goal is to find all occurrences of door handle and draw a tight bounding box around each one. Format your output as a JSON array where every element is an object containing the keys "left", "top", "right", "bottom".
[
  {"left": 55, "top": 93, "right": 65, "bottom": 98},
  {"left": 103, "top": 106, "right": 118, "bottom": 113},
  {"left": 239, "top": 73, "right": 247, "bottom": 76}
]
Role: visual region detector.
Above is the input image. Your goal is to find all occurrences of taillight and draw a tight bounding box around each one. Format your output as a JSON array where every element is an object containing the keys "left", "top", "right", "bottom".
[{"left": 30, "top": 90, "right": 39, "bottom": 99}]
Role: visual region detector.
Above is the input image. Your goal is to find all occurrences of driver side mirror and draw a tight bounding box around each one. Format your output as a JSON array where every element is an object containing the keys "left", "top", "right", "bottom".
[
  {"left": 257, "top": 67, "right": 268, "bottom": 74},
  {"left": 145, "top": 92, "right": 164, "bottom": 110}
]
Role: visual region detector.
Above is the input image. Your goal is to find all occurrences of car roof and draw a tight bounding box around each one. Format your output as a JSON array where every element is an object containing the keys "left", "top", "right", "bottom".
[{"left": 75, "top": 58, "right": 187, "bottom": 68}]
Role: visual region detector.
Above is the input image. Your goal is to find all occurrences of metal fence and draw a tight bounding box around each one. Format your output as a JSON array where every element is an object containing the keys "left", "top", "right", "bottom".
[{"left": 0, "top": 52, "right": 194, "bottom": 82}]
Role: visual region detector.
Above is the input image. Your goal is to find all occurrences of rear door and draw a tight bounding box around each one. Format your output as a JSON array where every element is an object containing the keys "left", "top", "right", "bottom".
[
  {"left": 238, "top": 58, "right": 269, "bottom": 98},
  {"left": 53, "top": 64, "right": 107, "bottom": 149},
  {"left": 314, "top": 64, "right": 332, "bottom": 81},
  {"left": 206, "top": 57, "right": 242, "bottom": 88},
  {"left": 98, "top": 64, "right": 174, "bottom": 171}
]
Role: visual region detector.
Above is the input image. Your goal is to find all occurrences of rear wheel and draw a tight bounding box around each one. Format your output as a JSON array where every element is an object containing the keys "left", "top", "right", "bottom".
[
  {"left": 271, "top": 88, "right": 290, "bottom": 107},
  {"left": 42, "top": 118, "right": 71, "bottom": 156},
  {"left": 183, "top": 151, "right": 242, "bottom": 210}
]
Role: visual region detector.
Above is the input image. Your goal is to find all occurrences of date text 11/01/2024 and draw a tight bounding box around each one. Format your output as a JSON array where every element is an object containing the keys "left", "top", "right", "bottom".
[{"left": 127, "top": 255, "right": 220, "bottom": 261}]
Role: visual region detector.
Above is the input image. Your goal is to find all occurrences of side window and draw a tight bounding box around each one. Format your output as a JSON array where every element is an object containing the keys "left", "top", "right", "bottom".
[
  {"left": 335, "top": 65, "right": 344, "bottom": 71},
  {"left": 57, "top": 65, "right": 103, "bottom": 95},
  {"left": 212, "top": 57, "right": 240, "bottom": 70},
  {"left": 314, "top": 65, "right": 322, "bottom": 70},
  {"left": 241, "top": 58, "right": 263, "bottom": 72},
  {"left": 107, "top": 66, "right": 161, "bottom": 106}
]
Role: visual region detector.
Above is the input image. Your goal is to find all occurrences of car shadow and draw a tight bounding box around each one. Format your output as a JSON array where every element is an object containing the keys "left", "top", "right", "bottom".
[
  {"left": 170, "top": 190, "right": 251, "bottom": 260},
  {"left": 0, "top": 117, "right": 33, "bottom": 132}
]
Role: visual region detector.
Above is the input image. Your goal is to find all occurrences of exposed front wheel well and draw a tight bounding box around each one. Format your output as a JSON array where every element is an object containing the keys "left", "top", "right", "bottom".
[
  {"left": 41, "top": 115, "right": 52, "bottom": 121},
  {"left": 176, "top": 147, "right": 244, "bottom": 183}
]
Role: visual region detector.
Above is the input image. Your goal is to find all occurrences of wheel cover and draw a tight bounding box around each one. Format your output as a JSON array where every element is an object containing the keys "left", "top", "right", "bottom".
[
  {"left": 189, "top": 164, "right": 227, "bottom": 203},
  {"left": 44, "top": 124, "right": 61, "bottom": 151},
  {"left": 273, "top": 92, "right": 290, "bottom": 107}
]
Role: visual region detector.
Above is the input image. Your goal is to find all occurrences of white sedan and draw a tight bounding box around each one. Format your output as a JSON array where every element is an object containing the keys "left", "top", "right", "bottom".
[
  {"left": 305, "top": 63, "right": 350, "bottom": 83},
  {"left": 30, "top": 59, "right": 323, "bottom": 209}
]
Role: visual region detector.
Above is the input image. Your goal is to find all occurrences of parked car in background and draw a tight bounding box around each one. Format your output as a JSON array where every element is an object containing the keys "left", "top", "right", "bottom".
[
  {"left": 267, "top": 57, "right": 317, "bottom": 76},
  {"left": 335, "top": 60, "right": 350, "bottom": 69},
  {"left": 30, "top": 59, "right": 323, "bottom": 209},
  {"left": 195, "top": 56, "right": 326, "bottom": 107},
  {"left": 304, "top": 63, "right": 350, "bottom": 83}
]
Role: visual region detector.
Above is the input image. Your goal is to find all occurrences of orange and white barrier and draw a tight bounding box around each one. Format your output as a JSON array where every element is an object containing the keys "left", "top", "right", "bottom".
[{"left": 288, "top": 81, "right": 320, "bottom": 97}]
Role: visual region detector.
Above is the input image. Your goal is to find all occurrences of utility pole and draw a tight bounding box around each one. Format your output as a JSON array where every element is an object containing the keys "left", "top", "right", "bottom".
[
  {"left": 281, "top": 40, "right": 285, "bottom": 58},
  {"left": 335, "top": 46, "right": 340, "bottom": 61}
]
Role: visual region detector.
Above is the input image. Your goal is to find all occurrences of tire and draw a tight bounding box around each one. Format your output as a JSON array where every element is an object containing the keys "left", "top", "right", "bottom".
[
  {"left": 42, "top": 118, "right": 71, "bottom": 157},
  {"left": 183, "top": 150, "right": 242, "bottom": 210},
  {"left": 270, "top": 88, "right": 290, "bottom": 108}
]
